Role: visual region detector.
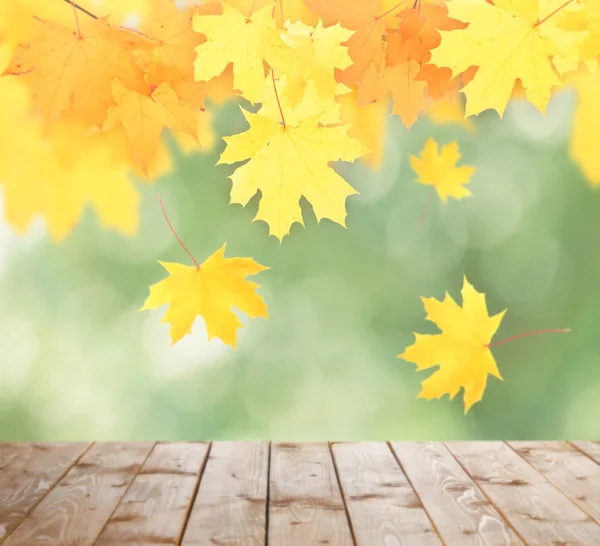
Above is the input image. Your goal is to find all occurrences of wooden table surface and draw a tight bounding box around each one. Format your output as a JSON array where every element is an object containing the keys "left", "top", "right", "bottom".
[{"left": 0, "top": 441, "right": 599, "bottom": 545}]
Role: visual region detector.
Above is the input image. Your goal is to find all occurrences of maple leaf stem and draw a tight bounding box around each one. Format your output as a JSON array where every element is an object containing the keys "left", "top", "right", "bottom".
[
  {"left": 535, "top": 0, "right": 575, "bottom": 26},
  {"left": 248, "top": 0, "right": 258, "bottom": 18},
  {"left": 271, "top": 70, "right": 286, "bottom": 128},
  {"left": 72, "top": 3, "right": 82, "bottom": 37},
  {"left": 157, "top": 193, "right": 200, "bottom": 270},
  {"left": 486, "top": 328, "right": 570, "bottom": 348},
  {"left": 416, "top": 186, "right": 435, "bottom": 227},
  {"left": 279, "top": 0, "right": 285, "bottom": 24},
  {"left": 62, "top": 0, "right": 98, "bottom": 20}
]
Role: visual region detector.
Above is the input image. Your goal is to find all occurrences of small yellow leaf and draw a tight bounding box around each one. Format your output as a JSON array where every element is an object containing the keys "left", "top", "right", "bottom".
[
  {"left": 410, "top": 138, "right": 475, "bottom": 202},
  {"left": 141, "top": 245, "right": 269, "bottom": 346},
  {"left": 399, "top": 277, "right": 507, "bottom": 413}
]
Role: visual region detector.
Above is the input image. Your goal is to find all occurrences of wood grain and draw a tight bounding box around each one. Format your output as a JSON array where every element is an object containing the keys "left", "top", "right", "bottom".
[
  {"left": 446, "top": 441, "right": 600, "bottom": 545},
  {"left": 332, "top": 442, "right": 441, "bottom": 545},
  {"left": 268, "top": 442, "right": 353, "bottom": 546},
  {"left": 181, "top": 441, "right": 268, "bottom": 546},
  {"left": 572, "top": 441, "right": 600, "bottom": 465},
  {"left": 3, "top": 442, "right": 153, "bottom": 545},
  {"left": 95, "top": 442, "right": 209, "bottom": 546},
  {"left": 391, "top": 441, "right": 522, "bottom": 545},
  {"left": 0, "top": 443, "right": 90, "bottom": 544},
  {"left": 509, "top": 441, "right": 600, "bottom": 524}
]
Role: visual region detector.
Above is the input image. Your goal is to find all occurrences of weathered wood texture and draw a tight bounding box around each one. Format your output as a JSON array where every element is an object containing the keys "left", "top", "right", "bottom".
[
  {"left": 509, "top": 441, "right": 600, "bottom": 525},
  {"left": 0, "top": 443, "right": 89, "bottom": 544},
  {"left": 95, "top": 442, "right": 209, "bottom": 546},
  {"left": 446, "top": 441, "right": 600, "bottom": 545},
  {"left": 182, "top": 441, "right": 268, "bottom": 546},
  {"left": 573, "top": 440, "right": 600, "bottom": 465},
  {"left": 332, "top": 441, "right": 441, "bottom": 545},
  {"left": 2, "top": 442, "right": 153, "bottom": 545},
  {"left": 269, "top": 442, "right": 353, "bottom": 546},
  {"left": 1, "top": 441, "right": 599, "bottom": 545},
  {"left": 391, "top": 441, "right": 522, "bottom": 545}
]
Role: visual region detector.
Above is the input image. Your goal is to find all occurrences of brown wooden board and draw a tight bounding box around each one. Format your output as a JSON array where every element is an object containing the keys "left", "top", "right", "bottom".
[
  {"left": 391, "top": 441, "right": 522, "bottom": 545},
  {"left": 2, "top": 442, "right": 153, "bottom": 545},
  {"left": 509, "top": 440, "right": 600, "bottom": 525},
  {"left": 0, "top": 443, "right": 90, "bottom": 544},
  {"left": 332, "top": 442, "right": 441, "bottom": 545},
  {"left": 181, "top": 441, "right": 268, "bottom": 546},
  {"left": 95, "top": 442, "right": 209, "bottom": 546},
  {"left": 268, "top": 442, "right": 353, "bottom": 546},
  {"left": 446, "top": 441, "right": 600, "bottom": 545}
]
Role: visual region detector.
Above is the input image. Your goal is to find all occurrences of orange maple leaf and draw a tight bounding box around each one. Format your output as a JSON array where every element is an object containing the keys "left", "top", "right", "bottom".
[
  {"left": 303, "top": 0, "right": 408, "bottom": 87},
  {"left": 133, "top": 0, "right": 232, "bottom": 107},
  {"left": 359, "top": 60, "right": 426, "bottom": 128},
  {"left": 4, "top": 15, "right": 149, "bottom": 126}
]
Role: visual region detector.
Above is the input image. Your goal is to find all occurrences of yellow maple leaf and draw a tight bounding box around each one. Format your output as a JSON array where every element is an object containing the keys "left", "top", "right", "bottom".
[
  {"left": 217, "top": 107, "right": 369, "bottom": 241},
  {"left": 259, "top": 73, "right": 348, "bottom": 125},
  {"left": 268, "top": 20, "right": 353, "bottom": 108},
  {"left": 133, "top": 0, "right": 232, "bottom": 106},
  {"left": 219, "top": 0, "right": 318, "bottom": 26},
  {"left": 4, "top": 15, "right": 149, "bottom": 126},
  {"left": 104, "top": 80, "right": 209, "bottom": 176},
  {"left": 430, "top": 0, "right": 564, "bottom": 117},
  {"left": 0, "top": 76, "right": 140, "bottom": 240},
  {"left": 337, "top": 87, "right": 388, "bottom": 169},
  {"left": 399, "top": 277, "right": 506, "bottom": 413},
  {"left": 141, "top": 244, "right": 269, "bottom": 346},
  {"left": 410, "top": 138, "right": 475, "bottom": 202},
  {"left": 425, "top": 98, "right": 475, "bottom": 132},
  {"left": 568, "top": 67, "right": 600, "bottom": 186},
  {"left": 193, "top": 3, "right": 278, "bottom": 103}
]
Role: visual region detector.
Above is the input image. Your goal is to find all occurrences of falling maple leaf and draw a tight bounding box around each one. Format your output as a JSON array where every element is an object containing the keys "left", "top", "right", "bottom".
[
  {"left": 4, "top": 15, "right": 149, "bottom": 126},
  {"left": 141, "top": 197, "right": 269, "bottom": 346},
  {"left": 430, "top": 0, "right": 569, "bottom": 117},
  {"left": 142, "top": 246, "right": 269, "bottom": 346},
  {"left": 411, "top": 137, "right": 474, "bottom": 202},
  {"left": 399, "top": 277, "right": 570, "bottom": 413},
  {"left": 217, "top": 106, "right": 369, "bottom": 241},
  {"left": 399, "top": 277, "right": 506, "bottom": 413},
  {"left": 192, "top": 2, "right": 279, "bottom": 103}
]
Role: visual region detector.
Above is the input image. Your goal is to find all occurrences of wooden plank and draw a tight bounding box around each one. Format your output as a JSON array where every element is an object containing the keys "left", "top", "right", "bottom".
[
  {"left": 0, "top": 443, "right": 90, "bottom": 544},
  {"left": 3, "top": 442, "right": 154, "bottom": 546},
  {"left": 181, "top": 442, "right": 268, "bottom": 546},
  {"left": 95, "top": 442, "right": 210, "bottom": 545},
  {"left": 268, "top": 442, "right": 353, "bottom": 546},
  {"left": 572, "top": 441, "right": 600, "bottom": 465},
  {"left": 509, "top": 441, "right": 600, "bottom": 524},
  {"left": 391, "top": 441, "right": 522, "bottom": 545},
  {"left": 446, "top": 441, "right": 600, "bottom": 545},
  {"left": 332, "top": 442, "right": 441, "bottom": 545}
]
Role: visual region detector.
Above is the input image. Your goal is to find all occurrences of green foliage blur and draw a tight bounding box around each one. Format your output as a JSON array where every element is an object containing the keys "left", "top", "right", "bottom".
[{"left": 1, "top": 90, "right": 599, "bottom": 441}]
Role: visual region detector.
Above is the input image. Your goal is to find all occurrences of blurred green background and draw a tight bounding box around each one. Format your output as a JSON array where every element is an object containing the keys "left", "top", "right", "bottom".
[{"left": 1, "top": 89, "right": 599, "bottom": 441}]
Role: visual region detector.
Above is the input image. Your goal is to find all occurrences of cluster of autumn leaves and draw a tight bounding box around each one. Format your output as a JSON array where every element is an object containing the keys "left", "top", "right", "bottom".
[{"left": 0, "top": 0, "right": 590, "bottom": 412}]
